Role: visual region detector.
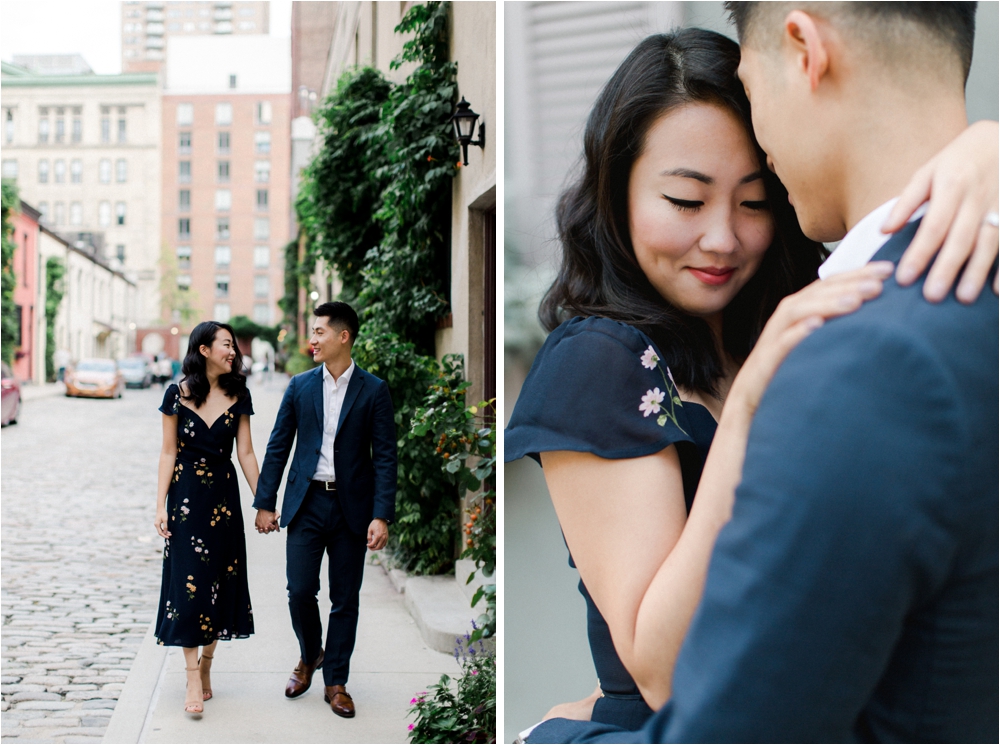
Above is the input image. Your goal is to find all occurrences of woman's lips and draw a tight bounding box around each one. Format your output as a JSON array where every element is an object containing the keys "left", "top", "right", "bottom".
[{"left": 688, "top": 267, "right": 736, "bottom": 286}]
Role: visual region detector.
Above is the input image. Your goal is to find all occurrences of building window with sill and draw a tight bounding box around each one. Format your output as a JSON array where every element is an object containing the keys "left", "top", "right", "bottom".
[
  {"left": 179, "top": 131, "right": 191, "bottom": 153},
  {"left": 215, "top": 274, "right": 229, "bottom": 298},
  {"left": 256, "top": 189, "right": 268, "bottom": 211},
  {"left": 116, "top": 201, "right": 126, "bottom": 226},
  {"left": 217, "top": 160, "right": 230, "bottom": 183},
  {"left": 253, "top": 245, "right": 269, "bottom": 268},
  {"left": 216, "top": 218, "right": 230, "bottom": 240},
  {"left": 214, "top": 245, "right": 231, "bottom": 266},
  {"left": 179, "top": 160, "right": 191, "bottom": 183},
  {"left": 177, "top": 245, "right": 192, "bottom": 269},
  {"left": 178, "top": 218, "right": 191, "bottom": 240}
]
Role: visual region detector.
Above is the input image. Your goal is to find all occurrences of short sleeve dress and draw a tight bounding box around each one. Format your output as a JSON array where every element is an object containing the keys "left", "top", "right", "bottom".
[
  {"left": 505, "top": 316, "right": 718, "bottom": 730},
  {"left": 155, "top": 384, "right": 255, "bottom": 647}
]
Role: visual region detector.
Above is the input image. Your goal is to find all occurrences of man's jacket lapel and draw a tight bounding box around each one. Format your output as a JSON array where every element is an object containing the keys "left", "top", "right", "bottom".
[
  {"left": 337, "top": 368, "right": 365, "bottom": 438},
  {"left": 310, "top": 365, "right": 325, "bottom": 432}
]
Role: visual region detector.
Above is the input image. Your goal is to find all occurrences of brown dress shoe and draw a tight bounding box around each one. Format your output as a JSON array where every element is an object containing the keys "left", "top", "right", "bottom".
[
  {"left": 285, "top": 649, "right": 324, "bottom": 698},
  {"left": 324, "top": 685, "right": 355, "bottom": 718}
]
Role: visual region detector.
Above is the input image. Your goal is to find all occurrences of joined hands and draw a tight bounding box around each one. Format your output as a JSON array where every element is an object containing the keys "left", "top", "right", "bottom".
[{"left": 255, "top": 509, "right": 280, "bottom": 534}]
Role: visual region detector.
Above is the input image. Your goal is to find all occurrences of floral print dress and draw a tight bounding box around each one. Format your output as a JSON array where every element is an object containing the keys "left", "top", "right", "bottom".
[{"left": 155, "top": 383, "right": 254, "bottom": 646}]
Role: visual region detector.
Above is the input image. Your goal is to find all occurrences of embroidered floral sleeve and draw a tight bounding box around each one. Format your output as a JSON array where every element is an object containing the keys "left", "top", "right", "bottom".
[
  {"left": 638, "top": 346, "right": 686, "bottom": 434},
  {"left": 158, "top": 384, "right": 181, "bottom": 416}
]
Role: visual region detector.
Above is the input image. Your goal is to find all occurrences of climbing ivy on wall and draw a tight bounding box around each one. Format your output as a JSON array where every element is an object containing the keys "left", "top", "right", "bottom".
[{"left": 1, "top": 181, "right": 20, "bottom": 367}]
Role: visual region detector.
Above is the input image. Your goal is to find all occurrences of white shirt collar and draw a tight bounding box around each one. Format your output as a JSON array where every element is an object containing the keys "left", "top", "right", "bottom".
[
  {"left": 321, "top": 360, "right": 355, "bottom": 388},
  {"left": 818, "top": 198, "right": 928, "bottom": 280}
]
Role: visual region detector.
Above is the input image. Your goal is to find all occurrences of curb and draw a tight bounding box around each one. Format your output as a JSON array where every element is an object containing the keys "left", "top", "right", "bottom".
[{"left": 103, "top": 623, "right": 168, "bottom": 744}]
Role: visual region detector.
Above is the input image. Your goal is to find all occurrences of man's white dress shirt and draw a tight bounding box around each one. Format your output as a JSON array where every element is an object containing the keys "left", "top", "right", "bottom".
[
  {"left": 819, "top": 198, "right": 928, "bottom": 279},
  {"left": 312, "top": 360, "right": 355, "bottom": 482}
]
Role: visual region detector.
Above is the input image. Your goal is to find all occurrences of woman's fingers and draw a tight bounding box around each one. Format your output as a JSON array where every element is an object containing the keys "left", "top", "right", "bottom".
[
  {"left": 895, "top": 184, "right": 964, "bottom": 287},
  {"left": 956, "top": 216, "right": 1000, "bottom": 303},
  {"left": 775, "top": 263, "right": 892, "bottom": 326},
  {"left": 921, "top": 199, "right": 987, "bottom": 301},
  {"left": 884, "top": 162, "right": 932, "bottom": 234}
]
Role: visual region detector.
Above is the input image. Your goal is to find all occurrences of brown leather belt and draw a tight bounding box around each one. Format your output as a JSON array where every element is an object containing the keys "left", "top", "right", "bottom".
[{"left": 311, "top": 480, "right": 337, "bottom": 492}]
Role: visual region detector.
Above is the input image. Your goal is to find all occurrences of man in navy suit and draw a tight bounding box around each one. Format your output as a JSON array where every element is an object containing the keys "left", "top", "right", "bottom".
[
  {"left": 254, "top": 301, "right": 397, "bottom": 718},
  {"left": 533, "top": 3, "right": 997, "bottom": 742}
]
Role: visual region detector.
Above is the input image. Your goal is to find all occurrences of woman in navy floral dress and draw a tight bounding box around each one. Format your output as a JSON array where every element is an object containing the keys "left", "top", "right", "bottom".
[{"left": 154, "top": 321, "right": 259, "bottom": 717}]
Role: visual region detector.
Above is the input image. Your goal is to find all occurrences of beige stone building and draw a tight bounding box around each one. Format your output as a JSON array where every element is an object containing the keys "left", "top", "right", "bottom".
[
  {"left": 309, "top": 1, "right": 497, "bottom": 405},
  {"left": 1, "top": 58, "right": 163, "bottom": 328},
  {"left": 122, "top": 0, "right": 270, "bottom": 74},
  {"left": 161, "top": 35, "right": 291, "bottom": 330},
  {"left": 41, "top": 227, "right": 140, "bottom": 364}
]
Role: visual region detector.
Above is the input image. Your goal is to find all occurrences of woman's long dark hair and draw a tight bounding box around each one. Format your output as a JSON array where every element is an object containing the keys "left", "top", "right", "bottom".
[
  {"left": 180, "top": 321, "right": 247, "bottom": 408},
  {"left": 540, "top": 29, "right": 826, "bottom": 396}
]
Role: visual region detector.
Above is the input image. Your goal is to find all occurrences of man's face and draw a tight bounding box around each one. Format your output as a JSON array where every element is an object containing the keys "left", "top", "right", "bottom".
[
  {"left": 738, "top": 39, "right": 846, "bottom": 242},
  {"left": 308, "top": 317, "right": 349, "bottom": 364}
]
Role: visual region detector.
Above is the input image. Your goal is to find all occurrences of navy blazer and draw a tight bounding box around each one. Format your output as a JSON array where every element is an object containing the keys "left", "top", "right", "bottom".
[
  {"left": 253, "top": 364, "right": 397, "bottom": 535},
  {"left": 530, "top": 221, "right": 999, "bottom": 743}
]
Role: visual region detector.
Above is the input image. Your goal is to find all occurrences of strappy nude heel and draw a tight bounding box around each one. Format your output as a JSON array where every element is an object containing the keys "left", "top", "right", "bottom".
[
  {"left": 198, "top": 653, "right": 214, "bottom": 701},
  {"left": 184, "top": 666, "right": 204, "bottom": 716}
]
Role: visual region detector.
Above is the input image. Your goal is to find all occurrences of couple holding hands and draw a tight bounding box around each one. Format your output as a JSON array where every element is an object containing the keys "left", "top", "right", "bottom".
[{"left": 152, "top": 301, "right": 397, "bottom": 720}]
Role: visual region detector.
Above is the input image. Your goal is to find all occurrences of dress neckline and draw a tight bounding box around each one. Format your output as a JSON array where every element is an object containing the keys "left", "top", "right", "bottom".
[{"left": 173, "top": 385, "right": 236, "bottom": 430}]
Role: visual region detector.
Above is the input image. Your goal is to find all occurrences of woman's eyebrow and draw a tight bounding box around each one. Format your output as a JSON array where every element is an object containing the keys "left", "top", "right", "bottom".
[{"left": 659, "top": 168, "right": 764, "bottom": 185}]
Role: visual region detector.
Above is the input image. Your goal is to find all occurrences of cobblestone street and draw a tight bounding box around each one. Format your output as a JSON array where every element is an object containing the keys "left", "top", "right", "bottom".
[{"left": 2, "top": 385, "right": 193, "bottom": 744}]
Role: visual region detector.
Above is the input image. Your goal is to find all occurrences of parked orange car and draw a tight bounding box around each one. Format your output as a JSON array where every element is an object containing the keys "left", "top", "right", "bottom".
[{"left": 65, "top": 358, "right": 125, "bottom": 399}]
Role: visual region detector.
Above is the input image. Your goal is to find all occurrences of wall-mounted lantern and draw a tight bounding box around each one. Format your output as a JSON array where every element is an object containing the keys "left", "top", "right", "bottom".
[{"left": 451, "top": 96, "right": 485, "bottom": 166}]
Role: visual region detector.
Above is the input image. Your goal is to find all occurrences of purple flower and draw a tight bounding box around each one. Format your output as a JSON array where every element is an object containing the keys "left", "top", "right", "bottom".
[
  {"left": 408, "top": 724, "right": 414, "bottom": 731},
  {"left": 471, "top": 669, "right": 478, "bottom": 675}
]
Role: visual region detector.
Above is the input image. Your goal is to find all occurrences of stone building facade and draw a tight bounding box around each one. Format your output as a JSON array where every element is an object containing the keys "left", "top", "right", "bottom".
[{"left": 0, "top": 60, "right": 162, "bottom": 328}]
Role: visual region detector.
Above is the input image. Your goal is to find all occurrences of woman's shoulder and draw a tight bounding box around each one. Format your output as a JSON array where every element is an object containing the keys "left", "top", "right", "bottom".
[
  {"left": 159, "top": 383, "right": 181, "bottom": 416},
  {"left": 546, "top": 315, "right": 654, "bottom": 355}
]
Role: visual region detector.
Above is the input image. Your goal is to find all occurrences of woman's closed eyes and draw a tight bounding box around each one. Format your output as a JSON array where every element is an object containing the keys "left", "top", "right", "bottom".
[{"left": 661, "top": 195, "right": 770, "bottom": 212}]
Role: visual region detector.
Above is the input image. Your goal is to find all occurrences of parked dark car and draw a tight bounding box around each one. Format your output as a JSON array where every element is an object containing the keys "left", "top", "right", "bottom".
[
  {"left": 1, "top": 362, "right": 21, "bottom": 426},
  {"left": 119, "top": 357, "right": 153, "bottom": 388}
]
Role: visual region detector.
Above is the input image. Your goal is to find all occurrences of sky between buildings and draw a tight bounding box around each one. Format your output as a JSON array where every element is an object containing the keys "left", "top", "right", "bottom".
[{"left": 0, "top": 0, "right": 292, "bottom": 75}]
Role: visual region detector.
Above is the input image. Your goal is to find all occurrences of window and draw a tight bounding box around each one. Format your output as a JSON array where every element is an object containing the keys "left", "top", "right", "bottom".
[
  {"left": 217, "top": 161, "right": 230, "bottom": 182},
  {"left": 178, "top": 274, "right": 192, "bottom": 291},
  {"left": 38, "top": 115, "right": 49, "bottom": 143},
  {"left": 54, "top": 159, "right": 66, "bottom": 183},
  {"left": 55, "top": 115, "right": 65, "bottom": 143},
  {"left": 253, "top": 303, "right": 271, "bottom": 324},
  {"left": 38, "top": 160, "right": 49, "bottom": 183},
  {"left": 254, "top": 276, "right": 269, "bottom": 298},
  {"left": 215, "top": 103, "right": 232, "bottom": 126},
  {"left": 216, "top": 218, "right": 230, "bottom": 240},
  {"left": 214, "top": 245, "right": 231, "bottom": 266},
  {"left": 1, "top": 159, "right": 17, "bottom": 179},
  {"left": 176, "top": 245, "right": 191, "bottom": 269},
  {"left": 213, "top": 303, "right": 230, "bottom": 322},
  {"left": 179, "top": 131, "right": 191, "bottom": 153},
  {"left": 101, "top": 115, "right": 110, "bottom": 143},
  {"left": 4, "top": 108, "right": 13, "bottom": 144},
  {"left": 116, "top": 159, "right": 127, "bottom": 183},
  {"left": 117, "top": 115, "right": 127, "bottom": 144},
  {"left": 179, "top": 161, "right": 191, "bottom": 183},
  {"left": 70, "top": 202, "right": 83, "bottom": 226},
  {"left": 253, "top": 245, "right": 269, "bottom": 268},
  {"left": 254, "top": 131, "right": 271, "bottom": 154},
  {"left": 215, "top": 274, "right": 230, "bottom": 297},
  {"left": 177, "top": 104, "right": 193, "bottom": 126},
  {"left": 253, "top": 217, "right": 269, "bottom": 240},
  {"left": 72, "top": 116, "right": 82, "bottom": 143},
  {"left": 229, "top": 74, "right": 237, "bottom": 89},
  {"left": 115, "top": 244, "right": 125, "bottom": 263},
  {"left": 54, "top": 202, "right": 65, "bottom": 225},
  {"left": 217, "top": 131, "right": 230, "bottom": 154},
  {"left": 178, "top": 218, "right": 191, "bottom": 239},
  {"left": 99, "top": 201, "right": 111, "bottom": 227},
  {"left": 256, "top": 101, "right": 272, "bottom": 125},
  {"left": 179, "top": 189, "right": 191, "bottom": 211},
  {"left": 37, "top": 202, "right": 48, "bottom": 222},
  {"left": 116, "top": 201, "right": 126, "bottom": 226},
  {"left": 256, "top": 189, "right": 268, "bottom": 211},
  {"left": 71, "top": 159, "right": 83, "bottom": 183},
  {"left": 254, "top": 160, "right": 270, "bottom": 183},
  {"left": 214, "top": 189, "right": 231, "bottom": 212}
]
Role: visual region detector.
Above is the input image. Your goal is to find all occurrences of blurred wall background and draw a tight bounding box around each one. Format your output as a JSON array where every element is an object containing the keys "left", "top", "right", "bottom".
[{"left": 503, "top": 2, "right": 999, "bottom": 740}]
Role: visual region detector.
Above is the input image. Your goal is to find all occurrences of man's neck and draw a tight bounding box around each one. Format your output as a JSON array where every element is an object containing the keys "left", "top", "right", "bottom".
[
  {"left": 838, "top": 92, "right": 967, "bottom": 231},
  {"left": 325, "top": 356, "right": 352, "bottom": 380}
]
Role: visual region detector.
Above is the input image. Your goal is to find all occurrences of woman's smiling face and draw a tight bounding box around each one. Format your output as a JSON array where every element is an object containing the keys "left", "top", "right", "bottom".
[{"left": 628, "top": 102, "right": 775, "bottom": 317}]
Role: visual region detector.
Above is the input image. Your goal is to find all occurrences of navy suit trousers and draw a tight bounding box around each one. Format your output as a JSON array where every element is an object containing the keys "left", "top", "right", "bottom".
[{"left": 286, "top": 481, "right": 368, "bottom": 686}]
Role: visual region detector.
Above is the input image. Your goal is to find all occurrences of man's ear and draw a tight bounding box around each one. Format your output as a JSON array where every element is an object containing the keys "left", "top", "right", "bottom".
[{"left": 783, "top": 10, "right": 830, "bottom": 92}]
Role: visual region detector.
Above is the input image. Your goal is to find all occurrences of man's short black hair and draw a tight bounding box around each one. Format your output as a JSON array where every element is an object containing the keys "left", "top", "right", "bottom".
[
  {"left": 314, "top": 301, "right": 359, "bottom": 343},
  {"left": 726, "top": 2, "right": 978, "bottom": 83}
]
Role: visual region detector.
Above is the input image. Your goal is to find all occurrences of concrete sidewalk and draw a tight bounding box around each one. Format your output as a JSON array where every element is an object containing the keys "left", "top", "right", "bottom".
[{"left": 103, "top": 376, "right": 459, "bottom": 744}]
